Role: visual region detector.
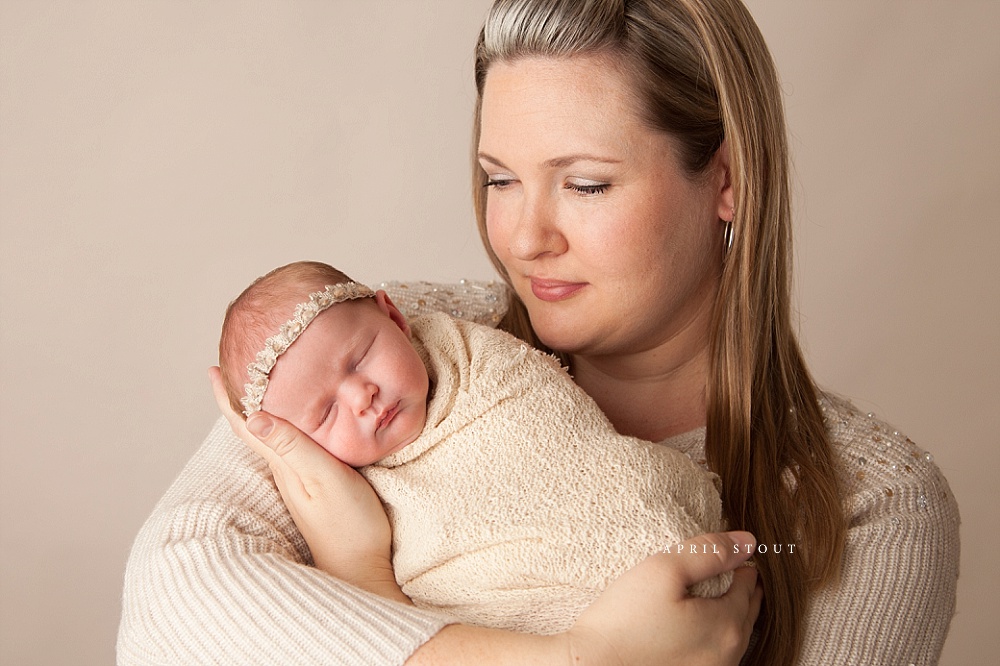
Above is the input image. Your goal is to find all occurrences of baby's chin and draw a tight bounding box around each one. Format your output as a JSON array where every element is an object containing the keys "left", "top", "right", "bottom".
[
  {"left": 319, "top": 436, "right": 412, "bottom": 468},
  {"left": 378, "top": 433, "right": 421, "bottom": 461},
  {"left": 317, "top": 442, "right": 366, "bottom": 468}
]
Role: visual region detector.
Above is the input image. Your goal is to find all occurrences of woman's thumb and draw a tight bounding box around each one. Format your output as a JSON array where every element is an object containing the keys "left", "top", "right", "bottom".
[
  {"left": 243, "top": 411, "right": 347, "bottom": 488},
  {"left": 246, "top": 413, "right": 275, "bottom": 440},
  {"left": 246, "top": 412, "right": 304, "bottom": 458}
]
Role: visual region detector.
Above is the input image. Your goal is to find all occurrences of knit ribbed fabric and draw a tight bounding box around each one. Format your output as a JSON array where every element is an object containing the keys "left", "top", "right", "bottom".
[{"left": 117, "top": 419, "right": 451, "bottom": 665}]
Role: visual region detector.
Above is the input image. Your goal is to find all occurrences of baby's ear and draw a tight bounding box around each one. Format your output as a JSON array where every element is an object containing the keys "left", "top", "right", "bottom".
[{"left": 374, "top": 290, "right": 411, "bottom": 338}]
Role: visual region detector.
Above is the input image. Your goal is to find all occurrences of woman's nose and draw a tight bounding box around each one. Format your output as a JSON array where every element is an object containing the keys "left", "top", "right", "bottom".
[{"left": 506, "top": 193, "right": 567, "bottom": 261}]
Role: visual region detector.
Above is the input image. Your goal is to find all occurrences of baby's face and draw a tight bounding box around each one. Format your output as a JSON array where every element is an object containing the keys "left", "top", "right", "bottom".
[{"left": 260, "top": 292, "right": 429, "bottom": 467}]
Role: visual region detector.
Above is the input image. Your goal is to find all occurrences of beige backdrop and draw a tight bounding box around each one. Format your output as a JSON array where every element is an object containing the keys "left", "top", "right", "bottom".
[{"left": 1, "top": 1, "right": 997, "bottom": 664}]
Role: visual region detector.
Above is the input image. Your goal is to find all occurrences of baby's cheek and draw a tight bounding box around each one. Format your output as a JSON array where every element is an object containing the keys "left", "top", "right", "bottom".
[{"left": 315, "top": 434, "right": 345, "bottom": 460}]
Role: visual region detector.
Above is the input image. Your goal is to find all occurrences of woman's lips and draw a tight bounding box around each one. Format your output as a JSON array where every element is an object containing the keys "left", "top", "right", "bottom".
[{"left": 529, "top": 278, "right": 587, "bottom": 302}]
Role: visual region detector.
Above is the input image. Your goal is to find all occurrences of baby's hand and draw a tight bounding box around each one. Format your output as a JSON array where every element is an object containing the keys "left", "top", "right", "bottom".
[{"left": 209, "top": 367, "right": 409, "bottom": 604}]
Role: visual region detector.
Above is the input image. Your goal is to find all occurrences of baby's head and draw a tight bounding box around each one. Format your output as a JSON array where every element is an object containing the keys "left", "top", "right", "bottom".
[{"left": 220, "top": 261, "right": 429, "bottom": 466}]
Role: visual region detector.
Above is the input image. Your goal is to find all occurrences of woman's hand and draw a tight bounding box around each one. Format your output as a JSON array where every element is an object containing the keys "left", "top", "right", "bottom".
[
  {"left": 208, "top": 367, "right": 409, "bottom": 604},
  {"left": 407, "top": 531, "right": 761, "bottom": 665},
  {"left": 567, "top": 531, "right": 762, "bottom": 666}
]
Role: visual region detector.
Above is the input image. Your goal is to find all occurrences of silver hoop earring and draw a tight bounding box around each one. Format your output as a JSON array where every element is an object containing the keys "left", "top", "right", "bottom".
[{"left": 723, "top": 218, "right": 735, "bottom": 255}]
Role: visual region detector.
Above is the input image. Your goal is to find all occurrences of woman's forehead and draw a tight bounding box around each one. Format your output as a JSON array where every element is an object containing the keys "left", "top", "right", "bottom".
[
  {"left": 481, "top": 55, "right": 637, "bottom": 117},
  {"left": 478, "top": 56, "right": 670, "bottom": 169}
]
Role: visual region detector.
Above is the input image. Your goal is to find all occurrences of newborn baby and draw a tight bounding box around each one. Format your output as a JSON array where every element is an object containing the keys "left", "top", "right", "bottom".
[{"left": 219, "top": 261, "right": 728, "bottom": 634}]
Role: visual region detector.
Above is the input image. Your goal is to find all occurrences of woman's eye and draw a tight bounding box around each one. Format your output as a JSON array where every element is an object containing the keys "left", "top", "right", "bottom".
[
  {"left": 566, "top": 181, "right": 610, "bottom": 195},
  {"left": 484, "top": 177, "right": 515, "bottom": 190}
]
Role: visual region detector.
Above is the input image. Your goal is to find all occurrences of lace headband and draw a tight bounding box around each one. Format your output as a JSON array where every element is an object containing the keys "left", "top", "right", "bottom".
[{"left": 241, "top": 281, "right": 375, "bottom": 416}]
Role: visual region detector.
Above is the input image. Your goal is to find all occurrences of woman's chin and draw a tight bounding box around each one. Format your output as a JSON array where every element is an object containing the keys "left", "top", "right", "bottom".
[
  {"left": 521, "top": 293, "right": 610, "bottom": 355},
  {"left": 531, "top": 322, "right": 597, "bottom": 357}
]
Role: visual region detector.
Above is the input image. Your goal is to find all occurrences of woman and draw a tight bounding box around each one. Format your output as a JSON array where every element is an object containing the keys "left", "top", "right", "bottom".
[{"left": 119, "top": 0, "right": 958, "bottom": 664}]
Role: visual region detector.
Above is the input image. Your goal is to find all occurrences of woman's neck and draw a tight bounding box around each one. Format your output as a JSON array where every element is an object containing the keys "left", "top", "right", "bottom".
[{"left": 570, "top": 340, "right": 709, "bottom": 442}]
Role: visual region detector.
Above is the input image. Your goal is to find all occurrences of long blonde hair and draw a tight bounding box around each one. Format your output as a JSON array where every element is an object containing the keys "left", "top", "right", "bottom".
[{"left": 472, "top": 1, "right": 845, "bottom": 663}]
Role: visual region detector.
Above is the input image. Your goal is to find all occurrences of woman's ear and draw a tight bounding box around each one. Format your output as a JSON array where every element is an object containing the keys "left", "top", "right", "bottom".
[
  {"left": 714, "top": 139, "right": 735, "bottom": 222},
  {"left": 374, "top": 290, "right": 412, "bottom": 338}
]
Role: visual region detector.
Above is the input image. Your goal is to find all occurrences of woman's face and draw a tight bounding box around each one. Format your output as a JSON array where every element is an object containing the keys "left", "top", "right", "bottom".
[{"left": 478, "top": 55, "right": 731, "bottom": 360}]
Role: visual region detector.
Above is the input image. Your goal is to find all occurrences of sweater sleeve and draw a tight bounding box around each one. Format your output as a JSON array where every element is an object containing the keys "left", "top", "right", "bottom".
[
  {"left": 117, "top": 418, "right": 450, "bottom": 666},
  {"left": 797, "top": 402, "right": 961, "bottom": 666}
]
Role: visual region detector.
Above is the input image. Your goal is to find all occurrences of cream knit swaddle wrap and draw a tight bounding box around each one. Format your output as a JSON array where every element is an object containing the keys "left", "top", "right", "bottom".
[{"left": 361, "top": 312, "right": 728, "bottom": 635}]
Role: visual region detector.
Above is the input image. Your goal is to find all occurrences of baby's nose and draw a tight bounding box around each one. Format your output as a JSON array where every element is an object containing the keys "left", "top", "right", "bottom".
[{"left": 345, "top": 378, "right": 378, "bottom": 413}]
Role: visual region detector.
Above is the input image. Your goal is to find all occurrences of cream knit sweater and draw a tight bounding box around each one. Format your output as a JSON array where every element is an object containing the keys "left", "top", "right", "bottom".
[
  {"left": 363, "top": 312, "right": 726, "bottom": 635},
  {"left": 667, "top": 392, "right": 960, "bottom": 665},
  {"left": 118, "top": 280, "right": 960, "bottom": 665}
]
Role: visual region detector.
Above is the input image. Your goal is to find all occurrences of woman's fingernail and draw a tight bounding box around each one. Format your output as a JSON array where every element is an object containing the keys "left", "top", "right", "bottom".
[
  {"left": 727, "top": 530, "right": 757, "bottom": 552},
  {"left": 246, "top": 413, "right": 274, "bottom": 439}
]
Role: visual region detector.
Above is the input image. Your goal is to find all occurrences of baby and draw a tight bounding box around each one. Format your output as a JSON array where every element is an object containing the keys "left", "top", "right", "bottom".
[{"left": 219, "top": 261, "right": 728, "bottom": 635}]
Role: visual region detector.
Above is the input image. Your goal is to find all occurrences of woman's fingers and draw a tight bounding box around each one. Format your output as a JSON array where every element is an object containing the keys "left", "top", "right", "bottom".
[
  {"left": 715, "top": 564, "right": 761, "bottom": 658},
  {"left": 242, "top": 413, "right": 395, "bottom": 585},
  {"left": 669, "top": 530, "right": 761, "bottom": 654},
  {"left": 662, "top": 530, "right": 757, "bottom": 593},
  {"left": 737, "top": 567, "right": 764, "bottom": 638},
  {"left": 569, "top": 530, "right": 761, "bottom": 665},
  {"left": 208, "top": 366, "right": 246, "bottom": 430},
  {"left": 207, "top": 368, "right": 396, "bottom": 591},
  {"left": 208, "top": 365, "right": 366, "bottom": 503},
  {"left": 207, "top": 366, "right": 270, "bottom": 456}
]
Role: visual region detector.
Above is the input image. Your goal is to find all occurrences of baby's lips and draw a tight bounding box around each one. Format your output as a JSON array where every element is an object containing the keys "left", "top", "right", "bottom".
[{"left": 375, "top": 402, "right": 399, "bottom": 432}]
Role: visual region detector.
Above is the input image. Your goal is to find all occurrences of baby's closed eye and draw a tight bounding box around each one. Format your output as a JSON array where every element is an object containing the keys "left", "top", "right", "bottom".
[
  {"left": 354, "top": 339, "right": 375, "bottom": 370},
  {"left": 315, "top": 402, "right": 336, "bottom": 431}
]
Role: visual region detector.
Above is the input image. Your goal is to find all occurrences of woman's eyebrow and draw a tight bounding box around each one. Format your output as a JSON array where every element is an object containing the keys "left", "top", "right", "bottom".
[
  {"left": 543, "top": 154, "right": 622, "bottom": 168},
  {"left": 477, "top": 151, "right": 510, "bottom": 169},
  {"left": 477, "top": 151, "right": 622, "bottom": 169}
]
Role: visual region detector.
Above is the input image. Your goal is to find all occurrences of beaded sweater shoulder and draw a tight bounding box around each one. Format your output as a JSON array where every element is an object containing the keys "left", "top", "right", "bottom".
[
  {"left": 380, "top": 278, "right": 508, "bottom": 326},
  {"left": 661, "top": 393, "right": 960, "bottom": 665}
]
